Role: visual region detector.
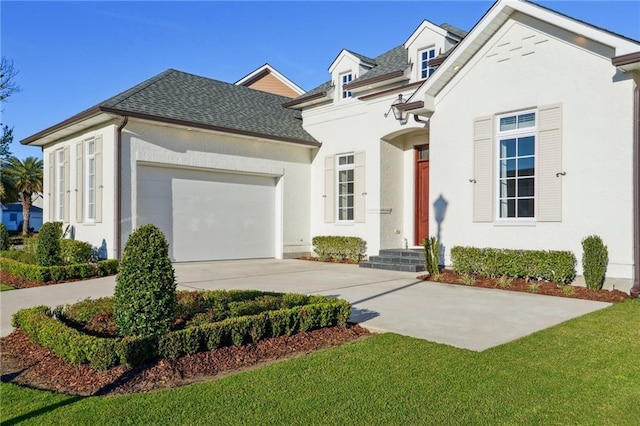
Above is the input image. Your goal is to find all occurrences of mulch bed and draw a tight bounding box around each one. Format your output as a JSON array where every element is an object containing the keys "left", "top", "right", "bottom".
[
  {"left": 418, "top": 269, "right": 629, "bottom": 303},
  {"left": 0, "top": 271, "right": 88, "bottom": 290},
  {"left": 0, "top": 325, "right": 370, "bottom": 396}
]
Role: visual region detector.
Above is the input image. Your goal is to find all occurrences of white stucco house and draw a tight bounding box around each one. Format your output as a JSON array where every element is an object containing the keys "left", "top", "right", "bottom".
[{"left": 22, "top": 0, "right": 640, "bottom": 294}]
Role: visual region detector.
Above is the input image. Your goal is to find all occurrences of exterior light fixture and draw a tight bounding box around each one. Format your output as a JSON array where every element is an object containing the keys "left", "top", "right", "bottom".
[{"left": 384, "top": 93, "right": 408, "bottom": 124}]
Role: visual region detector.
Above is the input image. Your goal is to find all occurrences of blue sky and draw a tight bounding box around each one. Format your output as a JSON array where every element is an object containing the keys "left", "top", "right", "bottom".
[{"left": 2, "top": 1, "right": 639, "bottom": 160}]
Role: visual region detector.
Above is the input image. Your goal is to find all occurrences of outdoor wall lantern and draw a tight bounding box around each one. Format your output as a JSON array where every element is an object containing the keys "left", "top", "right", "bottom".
[{"left": 384, "top": 94, "right": 408, "bottom": 124}]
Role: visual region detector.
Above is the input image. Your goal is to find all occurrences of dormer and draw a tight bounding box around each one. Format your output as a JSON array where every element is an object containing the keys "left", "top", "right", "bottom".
[
  {"left": 404, "top": 20, "right": 464, "bottom": 82},
  {"left": 328, "top": 49, "right": 376, "bottom": 101}
]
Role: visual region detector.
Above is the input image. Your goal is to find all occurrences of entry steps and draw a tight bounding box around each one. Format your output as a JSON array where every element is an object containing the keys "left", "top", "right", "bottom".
[{"left": 359, "top": 249, "right": 425, "bottom": 272}]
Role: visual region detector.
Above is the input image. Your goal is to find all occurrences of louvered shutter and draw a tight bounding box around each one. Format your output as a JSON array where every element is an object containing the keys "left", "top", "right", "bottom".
[
  {"left": 473, "top": 116, "right": 494, "bottom": 222},
  {"left": 537, "top": 103, "right": 563, "bottom": 222},
  {"left": 63, "top": 146, "right": 70, "bottom": 223},
  {"left": 95, "top": 136, "right": 103, "bottom": 223},
  {"left": 324, "top": 156, "right": 335, "bottom": 223},
  {"left": 76, "top": 141, "right": 84, "bottom": 222},
  {"left": 354, "top": 151, "right": 366, "bottom": 223},
  {"left": 48, "top": 151, "right": 55, "bottom": 221}
]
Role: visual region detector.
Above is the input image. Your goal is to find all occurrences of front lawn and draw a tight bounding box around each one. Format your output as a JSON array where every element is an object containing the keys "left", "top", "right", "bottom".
[{"left": 2, "top": 300, "right": 639, "bottom": 425}]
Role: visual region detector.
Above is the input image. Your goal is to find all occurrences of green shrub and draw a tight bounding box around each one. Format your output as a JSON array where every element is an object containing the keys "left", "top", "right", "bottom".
[
  {"left": 36, "top": 222, "right": 63, "bottom": 266},
  {"left": 582, "top": 235, "right": 608, "bottom": 291},
  {"left": 61, "top": 297, "right": 113, "bottom": 325},
  {"left": 0, "top": 258, "right": 50, "bottom": 281},
  {"left": 228, "top": 317, "right": 252, "bottom": 346},
  {"left": 158, "top": 328, "right": 202, "bottom": 360},
  {"left": 0, "top": 250, "right": 37, "bottom": 264},
  {"left": 0, "top": 223, "right": 9, "bottom": 251},
  {"left": 281, "top": 293, "right": 309, "bottom": 308},
  {"left": 312, "top": 236, "right": 367, "bottom": 262},
  {"left": 23, "top": 235, "right": 38, "bottom": 254},
  {"left": 201, "top": 322, "right": 230, "bottom": 350},
  {"left": 114, "top": 224, "right": 177, "bottom": 337},
  {"left": 117, "top": 335, "right": 158, "bottom": 367},
  {"left": 423, "top": 236, "right": 441, "bottom": 278},
  {"left": 97, "top": 259, "right": 119, "bottom": 276},
  {"left": 268, "top": 310, "right": 290, "bottom": 337},
  {"left": 450, "top": 246, "right": 576, "bottom": 284},
  {"left": 60, "top": 239, "right": 93, "bottom": 264},
  {"left": 249, "top": 313, "right": 269, "bottom": 342}
]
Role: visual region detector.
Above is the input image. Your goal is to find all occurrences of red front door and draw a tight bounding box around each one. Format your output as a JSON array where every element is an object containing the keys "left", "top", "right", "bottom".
[{"left": 415, "top": 145, "right": 429, "bottom": 245}]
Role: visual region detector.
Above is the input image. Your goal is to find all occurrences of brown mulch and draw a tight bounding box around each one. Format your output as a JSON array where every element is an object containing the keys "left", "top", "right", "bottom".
[
  {"left": 0, "top": 325, "right": 371, "bottom": 396},
  {"left": 418, "top": 269, "right": 629, "bottom": 303},
  {"left": 0, "top": 271, "right": 89, "bottom": 289}
]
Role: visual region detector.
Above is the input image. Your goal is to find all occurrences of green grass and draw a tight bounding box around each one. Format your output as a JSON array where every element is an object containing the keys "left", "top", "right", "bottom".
[
  {"left": 0, "top": 283, "right": 15, "bottom": 291},
  {"left": 2, "top": 300, "right": 639, "bottom": 425}
]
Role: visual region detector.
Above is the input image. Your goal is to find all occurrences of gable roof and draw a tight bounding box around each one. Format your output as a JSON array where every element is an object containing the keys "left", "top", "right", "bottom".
[
  {"left": 22, "top": 69, "right": 319, "bottom": 147},
  {"left": 2, "top": 203, "right": 42, "bottom": 213},
  {"left": 235, "top": 63, "right": 305, "bottom": 97}
]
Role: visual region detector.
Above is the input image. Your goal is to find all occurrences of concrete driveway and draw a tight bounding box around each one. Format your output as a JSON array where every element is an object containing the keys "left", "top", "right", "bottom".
[{"left": 0, "top": 259, "right": 611, "bottom": 351}]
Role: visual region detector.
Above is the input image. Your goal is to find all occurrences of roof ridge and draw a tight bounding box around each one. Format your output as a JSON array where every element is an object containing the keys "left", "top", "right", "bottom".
[{"left": 101, "top": 69, "right": 177, "bottom": 108}]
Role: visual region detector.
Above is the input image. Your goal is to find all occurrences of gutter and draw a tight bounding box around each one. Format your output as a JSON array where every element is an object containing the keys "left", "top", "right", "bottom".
[
  {"left": 632, "top": 86, "right": 640, "bottom": 298},
  {"left": 115, "top": 116, "right": 128, "bottom": 260}
]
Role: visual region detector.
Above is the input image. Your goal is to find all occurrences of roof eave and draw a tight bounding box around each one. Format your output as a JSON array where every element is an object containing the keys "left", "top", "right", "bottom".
[
  {"left": 344, "top": 70, "right": 406, "bottom": 90},
  {"left": 20, "top": 106, "right": 113, "bottom": 146},
  {"left": 612, "top": 51, "right": 640, "bottom": 72}
]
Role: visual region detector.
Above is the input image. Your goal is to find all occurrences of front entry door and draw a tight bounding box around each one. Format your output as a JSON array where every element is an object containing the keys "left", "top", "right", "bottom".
[{"left": 415, "top": 145, "right": 429, "bottom": 245}]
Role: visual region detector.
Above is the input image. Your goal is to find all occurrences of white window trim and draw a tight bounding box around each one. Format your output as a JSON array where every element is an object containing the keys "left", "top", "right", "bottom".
[
  {"left": 494, "top": 109, "right": 537, "bottom": 223},
  {"left": 55, "top": 149, "right": 65, "bottom": 221},
  {"left": 340, "top": 72, "right": 354, "bottom": 100},
  {"left": 418, "top": 46, "right": 436, "bottom": 80},
  {"left": 85, "top": 138, "right": 96, "bottom": 223},
  {"left": 336, "top": 153, "right": 355, "bottom": 223}
]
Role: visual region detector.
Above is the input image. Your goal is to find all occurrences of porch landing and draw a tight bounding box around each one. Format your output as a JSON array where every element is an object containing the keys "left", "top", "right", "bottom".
[{"left": 359, "top": 249, "right": 425, "bottom": 272}]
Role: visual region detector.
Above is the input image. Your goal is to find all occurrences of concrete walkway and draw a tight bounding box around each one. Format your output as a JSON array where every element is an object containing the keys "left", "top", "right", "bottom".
[{"left": 0, "top": 259, "right": 611, "bottom": 351}]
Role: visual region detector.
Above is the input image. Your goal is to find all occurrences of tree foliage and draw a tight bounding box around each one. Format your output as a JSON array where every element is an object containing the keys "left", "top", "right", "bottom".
[{"left": 3, "top": 156, "right": 43, "bottom": 235}]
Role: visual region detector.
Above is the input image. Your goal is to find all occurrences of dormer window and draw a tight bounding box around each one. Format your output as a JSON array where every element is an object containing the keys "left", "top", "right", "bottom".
[
  {"left": 341, "top": 72, "right": 353, "bottom": 99},
  {"left": 419, "top": 48, "right": 436, "bottom": 79}
]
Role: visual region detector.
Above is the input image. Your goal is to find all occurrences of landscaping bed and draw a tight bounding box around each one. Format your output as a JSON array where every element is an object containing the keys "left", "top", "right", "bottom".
[
  {"left": 418, "top": 269, "right": 629, "bottom": 303},
  {"left": 0, "top": 324, "right": 370, "bottom": 396}
]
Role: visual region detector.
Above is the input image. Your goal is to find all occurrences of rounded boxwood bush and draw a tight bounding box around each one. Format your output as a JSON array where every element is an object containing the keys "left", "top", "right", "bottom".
[
  {"left": 60, "top": 239, "right": 94, "bottom": 264},
  {"left": 36, "top": 221, "right": 62, "bottom": 266},
  {"left": 113, "top": 224, "right": 177, "bottom": 337},
  {"left": 0, "top": 223, "right": 10, "bottom": 251}
]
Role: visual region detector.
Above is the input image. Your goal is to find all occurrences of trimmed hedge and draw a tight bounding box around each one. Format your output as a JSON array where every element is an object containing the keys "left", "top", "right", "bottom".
[
  {"left": 450, "top": 246, "right": 576, "bottom": 284},
  {"left": 60, "top": 239, "right": 94, "bottom": 264},
  {"left": 36, "top": 222, "right": 63, "bottom": 266},
  {"left": 312, "top": 236, "right": 367, "bottom": 262},
  {"left": 0, "top": 250, "right": 37, "bottom": 264},
  {"left": 0, "top": 257, "right": 119, "bottom": 283},
  {"left": 12, "top": 298, "right": 351, "bottom": 370}
]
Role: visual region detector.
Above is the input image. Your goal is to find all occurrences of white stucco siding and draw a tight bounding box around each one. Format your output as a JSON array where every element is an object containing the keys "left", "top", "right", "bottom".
[
  {"left": 42, "top": 124, "right": 117, "bottom": 258},
  {"left": 429, "top": 15, "right": 636, "bottom": 279},
  {"left": 304, "top": 91, "right": 428, "bottom": 256},
  {"left": 122, "top": 120, "right": 313, "bottom": 259}
]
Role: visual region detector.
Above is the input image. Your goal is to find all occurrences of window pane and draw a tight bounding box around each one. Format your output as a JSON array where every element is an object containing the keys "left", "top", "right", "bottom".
[
  {"left": 517, "top": 113, "right": 535, "bottom": 128},
  {"left": 518, "top": 157, "right": 535, "bottom": 176},
  {"left": 518, "top": 178, "right": 534, "bottom": 197},
  {"left": 338, "top": 155, "right": 354, "bottom": 166},
  {"left": 87, "top": 141, "right": 95, "bottom": 155},
  {"left": 429, "top": 49, "right": 435, "bottom": 59},
  {"left": 500, "top": 139, "right": 516, "bottom": 158},
  {"left": 518, "top": 136, "right": 535, "bottom": 156},
  {"left": 422, "top": 51, "right": 428, "bottom": 60},
  {"left": 500, "top": 116, "right": 517, "bottom": 132},
  {"left": 499, "top": 179, "right": 516, "bottom": 198},
  {"left": 500, "top": 199, "right": 516, "bottom": 218},
  {"left": 517, "top": 199, "right": 534, "bottom": 217},
  {"left": 500, "top": 159, "right": 517, "bottom": 178}
]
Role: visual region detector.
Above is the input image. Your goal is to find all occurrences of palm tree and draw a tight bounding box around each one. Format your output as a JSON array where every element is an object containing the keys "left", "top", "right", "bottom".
[{"left": 4, "top": 156, "right": 43, "bottom": 235}]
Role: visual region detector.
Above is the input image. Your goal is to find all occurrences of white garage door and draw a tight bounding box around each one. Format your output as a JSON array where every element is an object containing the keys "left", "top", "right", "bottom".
[{"left": 137, "top": 165, "right": 276, "bottom": 262}]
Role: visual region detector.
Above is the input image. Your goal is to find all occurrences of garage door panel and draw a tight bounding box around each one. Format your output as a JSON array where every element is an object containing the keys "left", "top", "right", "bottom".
[{"left": 137, "top": 166, "right": 276, "bottom": 262}]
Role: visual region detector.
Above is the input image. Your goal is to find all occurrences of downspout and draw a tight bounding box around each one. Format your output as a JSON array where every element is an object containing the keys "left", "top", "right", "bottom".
[
  {"left": 115, "top": 116, "right": 128, "bottom": 260},
  {"left": 632, "top": 86, "right": 640, "bottom": 298}
]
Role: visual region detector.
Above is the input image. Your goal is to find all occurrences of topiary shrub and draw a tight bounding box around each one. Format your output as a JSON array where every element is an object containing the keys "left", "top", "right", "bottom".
[
  {"left": 312, "top": 236, "right": 367, "bottom": 262},
  {"left": 36, "top": 222, "right": 63, "bottom": 266},
  {"left": 423, "top": 236, "right": 441, "bottom": 279},
  {"left": 582, "top": 235, "right": 608, "bottom": 291},
  {"left": 113, "top": 224, "right": 177, "bottom": 337},
  {"left": 0, "top": 223, "right": 10, "bottom": 251}
]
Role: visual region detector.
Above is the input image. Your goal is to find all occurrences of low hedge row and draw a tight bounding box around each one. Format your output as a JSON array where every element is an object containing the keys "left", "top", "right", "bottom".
[
  {"left": 13, "top": 299, "right": 351, "bottom": 370},
  {"left": 312, "top": 236, "right": 367, "bottom": 262},
  {"left": 450, "top": 246, "right": 576, "bottom": 284},
  {"left": 0, "top": 257, "right": 119, "bottom": 282}
]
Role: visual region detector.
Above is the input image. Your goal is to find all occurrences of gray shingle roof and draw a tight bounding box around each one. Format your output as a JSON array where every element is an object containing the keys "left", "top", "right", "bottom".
[
  {"left": 98, "top": 69, "right": 317, "bottom": 145},
  {"left": 344, "top": 50, "right": 377, "bottom": 66},
  {"left": 439, "top": 23, "right": 468, "bottom": 39}
]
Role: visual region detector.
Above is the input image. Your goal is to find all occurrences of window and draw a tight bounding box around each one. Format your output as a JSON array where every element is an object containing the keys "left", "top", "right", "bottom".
[
  {"left": 56, "top": 149, "right": 65, "bottom": 221},
  {"left": 419, "top": 47, "right": 436, "bottom": 79},
  {"left": 340, "top": 72, "right": 353, "bottom": 99},
  {"left": 337, "top": 154, "right": 354, "bottom": 221},
  {"left": 497, "top": 111, "right": 536, "bottom": 219},
  {"left": 86, "top": 139, "right": 96, "bottom": 221},
  {"left": 9, "top": 213, "right": 17, "bottom": 222}
]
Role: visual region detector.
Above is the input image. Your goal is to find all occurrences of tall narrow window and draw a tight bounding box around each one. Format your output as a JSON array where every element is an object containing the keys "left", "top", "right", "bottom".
[
  {"left": 56, "top": 149, "right": 65, "bottom": 221},
  {"left": 337, "top": 154, "right": 354, "bottom": 221},
  {"left": 419, "top": 48, "right": 436, "bottom": 79},
  {"left": 497, "top": 111, "right": 536, "bottom": 218},
  {"left": 340, "top": 72, "right": 353, "bottom": 99},
  {"left": 86, "top": 139, "right": 96, "bottom": 221}
]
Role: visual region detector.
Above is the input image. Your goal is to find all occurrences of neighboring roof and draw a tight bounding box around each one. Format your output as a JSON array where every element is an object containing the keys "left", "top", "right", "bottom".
[
  {"left": 22, "top": 69, "right": 319, "bottom": 147},
  {"left": 2, "top": 203, "right": 42, "bottom": 213},
  {"left": 235, "top": 63, "right": 305, "bottom": 97}
]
